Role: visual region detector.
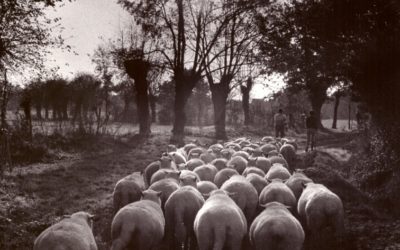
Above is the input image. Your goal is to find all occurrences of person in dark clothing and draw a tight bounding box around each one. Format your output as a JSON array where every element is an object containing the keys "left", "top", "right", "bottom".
[
  {"left": 305, "top": 110, "right": 318, "bottom": 152},
  {"left": 274, "top": 109, "right": 287, "bottom": 138}
]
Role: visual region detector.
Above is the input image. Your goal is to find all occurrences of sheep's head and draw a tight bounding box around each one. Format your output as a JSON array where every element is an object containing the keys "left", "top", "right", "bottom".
[{"left": 141, "top": 190, "right": 162, "bottom": 206}]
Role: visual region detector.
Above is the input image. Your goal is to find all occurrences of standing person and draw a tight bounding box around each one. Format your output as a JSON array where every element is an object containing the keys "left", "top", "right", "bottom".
[
  {"left": 274, "top": 109, "right": 287, "bottom": 138},
  {"left": 305, "top": 110, "right": 318, "bottom": 152}
]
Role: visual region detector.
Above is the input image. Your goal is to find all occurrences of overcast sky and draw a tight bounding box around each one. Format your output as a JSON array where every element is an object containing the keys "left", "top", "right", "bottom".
[
  {"left": 43, "top": 0, "right": 130, "bottom": 78},
  {"left": 35, "top": 0, "right": 281, "bottom": 99}
]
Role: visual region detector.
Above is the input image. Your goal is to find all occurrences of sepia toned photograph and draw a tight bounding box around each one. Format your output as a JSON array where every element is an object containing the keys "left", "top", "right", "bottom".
[{"left": 1, "top": 0, "right": 400, "bottom": 249}]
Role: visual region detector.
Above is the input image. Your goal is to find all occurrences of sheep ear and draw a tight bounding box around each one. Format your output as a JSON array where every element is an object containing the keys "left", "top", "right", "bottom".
[
  {"left": 259, "top": 203, "right": 268, "bottom": 208},
  {"left": 178, "top": 163, "right": 186, "bottom": 170},
  {"left": 62, "top": 214, "right": 71, "bottom": 219},
  {"left": 227, "top": 192, "right": 237, "bottom": 199},
  {"left": 301, "top": 182, "right": 308, "bottom": 188},
  {"left": 202, "top": 192, "right": 211, "bottom": 198},
  {"left": 88, "top": 214, "right": 97, "bottom": 221}
]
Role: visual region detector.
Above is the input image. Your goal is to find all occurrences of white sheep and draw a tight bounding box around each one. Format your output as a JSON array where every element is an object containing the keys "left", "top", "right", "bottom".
[
  {"left": 214, "top": 168, "right": 239, "bottom": 188},
  {"left": 245, "top": 173, "right": 268, "bottom": 195},
  {"left": 259, "top": 179, "right": 297, "bottom": 211},
  {"left": 34, "top": 211, "right": 97, "bottom": 250},
  {"left": 193, "top": 164, "right": 218, "bottom": 182},
  {"left": 297, "top": 183, "right": 345, "bottom": 249},
  {"left": 194, "top": 190, "right": 247, "bottom": 250},
  {"left": 265, "top": 163, "right": 291, "bottom": 181},
  {"left": 221, "top": 175, "right": 259, "bottom": 224},
  {"left": 285, "top": 170, "right": 313, "bottom": 200},
  {"left": 165, "top": 186, "right": 205, "bottom": 250},
  {"left": 113, "top": 172, "right": 146, "bottom": 214},
  {"left": 250, "top": 202, "right": 304, "bottom": 250},
  {"left": 227, "top": 156, "right": 248, "bottom": 175},
  {"left": 110, "top": 190, "right": 164, "bottom": 250}
]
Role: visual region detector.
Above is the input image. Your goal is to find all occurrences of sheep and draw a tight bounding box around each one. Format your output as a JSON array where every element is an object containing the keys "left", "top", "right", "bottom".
[
  {"left": 185, "top": 158, "right": 205, "bottom": 171},
  {"left": 214, "top": 168, "right": 239, "bottom": 188},
  {"left": 245, "top": 173, "right": 268, "bottom": 195},
  {"left": 232, "top": 151, "right": 250, "bottom": 161},
  {"left": 113, "top": 172, "right": 146, "bottom": 214},
  {"left": 265, "top": 163, "right": 291, "bottom": 181},
  {"left": 220, "top": 148, "right": 235, "bottom": 160},
  {"left": 143, "top": 161, "right": 161, "bottom": 188},
  {"left": 224, "top": 142, "right": 241, "bottom": 151},
  {"left": 221, "top": 175, "right": 259, "bottom": 224},
  {"left": 261, "top": 136, "right": 275, "bottom": 142},
  {"left": 279, "top": 144, "right": 297, "bottom": 173},
  {"left": 188, "top": 147, "right": 206, "bottom": 159},
  {"left": 210, "top": 158, "right": 228, "bottom": 171},
  {"left": 285, "top": 170, "right": 313, "bottom": 200},
  {"left": 149, "top": 178, "right": 180, "bottom": 208},
  {"left": 183, "top": 143, "right": 198, "bottom": 155},
  {"left": 199, "top": 150, "right": 217, "bottom": 163},
  {"left": 150, "top": 169, "right": 181, "bottom": 185},
  {"left": 251, "top": 148, "right": 264, "bottom": 157},
  {"left": 227, "top": 156, "right": 248, "bottom": 175},
  {"left": 260, "top": 143, "right": 277, "bottom": 156},
  {"left": 179, "top": 170, "right": 200, "bottom": 187},
  {"left": 143, "top": 155, "right": 177, "bottom": 187},
  {"left": 169, "top": 151, "right": 187, "bottom": 165},
  {"left": 250, "top": 202, "right": 304, "bottom": 250},
  {"left": 194, "top": 190, "right": 247, "bottom": 250},
  {"left": 110, "top": 190, "right": 164, "bottom": 250},
  {"left": 241, "top": 146, "right": 254, "bottom": 155},
  {"left": 284, "top": 139, "right": 298, "bottom": 151},
  {"left": 248, "top": 156, "right": 271, "bottom": 173},
  {"left": 268, "top": 155, "right": 289, "bottom": 170},
  {"left": 242, "top": 166, "right": 265, "bottom": 177},
  {"left": 297, "top": 183, "right": 345, "bottom": 249},
  {"left": 193, "top": 164, "right": 218, "bottom": 182},
  {"left": 259, "top": 179, "right": 297, "bottom": 211},
  {"left": 165, "top": 186, "right": 205, "bottom": 250},
  {"left": 196, "top": 181, "right": 218, "bottom": 199},
  {"left": 33, "top": 211, "right": 97, "bottom": 250},
  {"left": 267, "top": 150, "right": 279, "bottom": 157},
  {"left": 208, "top": 143, "right": 224, "bottom": 154}
]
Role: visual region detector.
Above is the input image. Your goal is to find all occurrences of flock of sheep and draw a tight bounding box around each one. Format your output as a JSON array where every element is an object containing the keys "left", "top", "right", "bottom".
[{"left": 33, "top": 136, "right": 345, "bottom": 250}]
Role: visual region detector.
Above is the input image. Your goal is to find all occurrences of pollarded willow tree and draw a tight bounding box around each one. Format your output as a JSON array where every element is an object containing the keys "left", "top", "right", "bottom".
[
  {"left": 118, "top": 0, "right": 261, "bottom": 144},
  {"left": 110, "top": 20, "right": 165, "bottom": 137},
  {"left": 204, "top": 1, "right": 261, "bottom": 139}
]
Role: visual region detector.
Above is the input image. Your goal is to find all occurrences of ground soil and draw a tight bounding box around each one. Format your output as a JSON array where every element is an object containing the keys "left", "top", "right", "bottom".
[{"left": 0, "top": 126, "right": 399, "bottom": 250}]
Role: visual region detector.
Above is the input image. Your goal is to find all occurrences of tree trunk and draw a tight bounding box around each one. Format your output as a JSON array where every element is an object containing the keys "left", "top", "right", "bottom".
[
  {"left": 0, "top": 69, "right": 9, "bottom": 128},
  {"left": 211, "top": 90, "right": 228, "bottom": 140},
  {"left": 124, "top": 59, "right": 151, "bottom": 137},
  {"left": 210, "top": 75, "right": 232, "bottom": 140},
  {"left": 21, "top": 92, "right": 32, "bottom": 140},
  {"left": 171, "top": 71, "right": 200, "bottom": 144},
  {"left": 332, "top": 92, "right": 341, "bottom": 129},
  {"left": 241, "top": 77, "right": 253, "bottom": 126},
  {"left": 149, "top": 91, "right": 157, "bottom": 123},
  {"left": 310, "top": 94, "right": 325, "bottom": 129}
]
